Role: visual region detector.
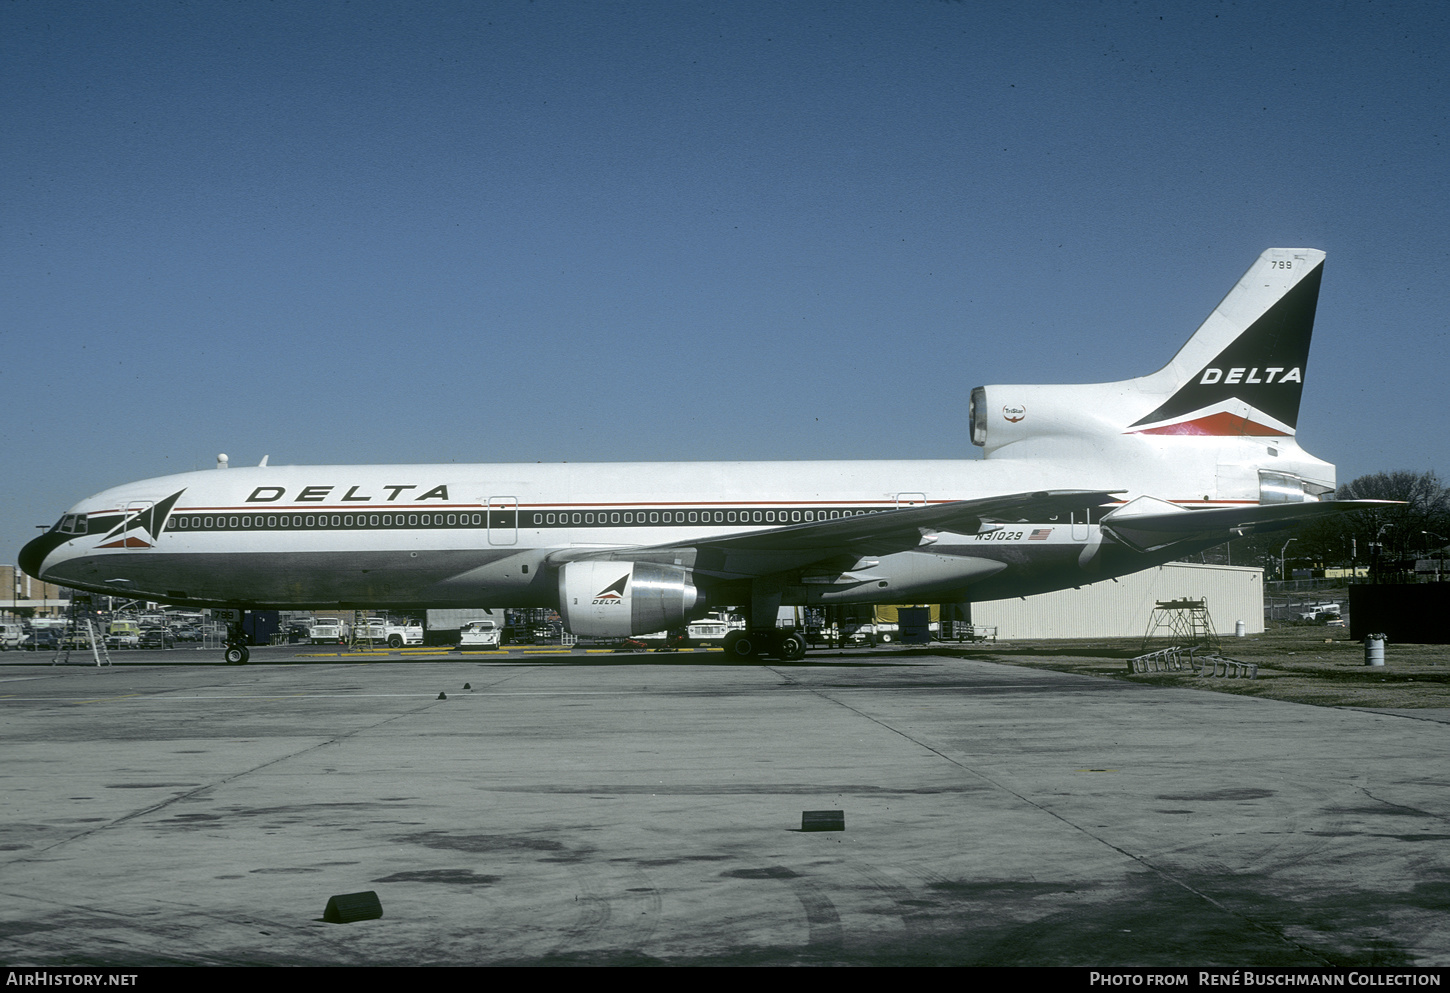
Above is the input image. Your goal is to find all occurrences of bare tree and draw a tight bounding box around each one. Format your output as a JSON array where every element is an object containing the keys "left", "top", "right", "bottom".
[{"left": 1336, "top": 471, "right": 1450, "bottom": 565}]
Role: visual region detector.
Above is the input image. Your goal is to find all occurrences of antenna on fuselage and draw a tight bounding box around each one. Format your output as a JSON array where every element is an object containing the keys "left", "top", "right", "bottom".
[{"left": 217, "top": 453, "right": 229, "bottom": 469}]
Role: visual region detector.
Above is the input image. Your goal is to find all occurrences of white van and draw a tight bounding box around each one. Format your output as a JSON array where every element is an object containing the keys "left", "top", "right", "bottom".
[{"left": 0, "top": 622, "right": 26, "bottom": 651}]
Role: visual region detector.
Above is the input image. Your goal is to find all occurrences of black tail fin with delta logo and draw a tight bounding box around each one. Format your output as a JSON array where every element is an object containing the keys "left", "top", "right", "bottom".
[{"left": 1126, "top": 248, "right": 1325, "bottom": 438}]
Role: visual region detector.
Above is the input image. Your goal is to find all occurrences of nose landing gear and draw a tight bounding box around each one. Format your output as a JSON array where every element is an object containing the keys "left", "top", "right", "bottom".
[{"left": 218, "top": 612, "right": 250, "bottom": 664}]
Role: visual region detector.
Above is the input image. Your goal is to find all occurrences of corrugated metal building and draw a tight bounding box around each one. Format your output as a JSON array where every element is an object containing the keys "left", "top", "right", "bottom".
[{"left": 970, "top": 561, "right": 1263, "bottom": 639}]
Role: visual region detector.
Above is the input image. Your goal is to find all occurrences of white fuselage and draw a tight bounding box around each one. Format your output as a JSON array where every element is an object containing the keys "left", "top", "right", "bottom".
[{"left": 22, "top": 446, "right": 1306, "bottom": 617}]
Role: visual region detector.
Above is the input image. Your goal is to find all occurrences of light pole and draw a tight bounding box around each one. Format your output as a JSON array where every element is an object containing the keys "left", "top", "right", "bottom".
[
  {"left": 1374, "top": 524, "right": 1393, "bottom": 583},
  {"left": 1423, "top": 531, "right": 1447, "bottom": 581},
  {"left": 1280, "top": 538, "right": 1298, "bottom": 584}
]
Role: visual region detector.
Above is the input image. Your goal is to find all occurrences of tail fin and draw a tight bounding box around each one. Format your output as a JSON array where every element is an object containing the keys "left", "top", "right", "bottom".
[
  {"left": 971, "top": 247, "right": 1334, "bottom": 502},
  {"left": 1126, "top": 248, "right": 1325, "bottom": 438}
]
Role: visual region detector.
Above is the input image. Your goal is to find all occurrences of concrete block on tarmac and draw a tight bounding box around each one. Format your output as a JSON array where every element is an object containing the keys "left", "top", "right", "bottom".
[
  {"left": 323, "top": 890, "right": 383, "bottom": 923},
  {"left": 801, "top": 809, "right": 845, "bottom": 831}
]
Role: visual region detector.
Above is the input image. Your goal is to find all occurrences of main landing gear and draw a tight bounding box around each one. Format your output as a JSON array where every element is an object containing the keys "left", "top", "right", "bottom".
[
  {"left": 722, "top": 629, "right": 807, "bottom": 662},
  {"left": 719, "top": 582, "right": 810, "bottom": 661}
]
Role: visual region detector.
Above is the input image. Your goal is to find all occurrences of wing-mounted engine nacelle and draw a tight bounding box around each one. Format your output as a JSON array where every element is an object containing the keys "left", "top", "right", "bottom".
[{"left": 557, "top": 560, "right": 701, "bottom": 638}]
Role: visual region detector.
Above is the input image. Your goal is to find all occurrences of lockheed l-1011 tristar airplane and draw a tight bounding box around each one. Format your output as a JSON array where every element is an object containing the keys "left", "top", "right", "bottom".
[{"left": 20, "top": 248, "right": 1384, "bottom": 662}]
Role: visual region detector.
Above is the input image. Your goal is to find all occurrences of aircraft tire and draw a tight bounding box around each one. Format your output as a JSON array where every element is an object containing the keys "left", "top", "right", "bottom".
[
  {"left": 723, "top": 632, "right": 755, "bottom": 659},
  {"left": 224, "top": 645, "right": 249, "bottom": 664},
  {"left": 776, "top": 632, "right": 807, "bottom": 661}
]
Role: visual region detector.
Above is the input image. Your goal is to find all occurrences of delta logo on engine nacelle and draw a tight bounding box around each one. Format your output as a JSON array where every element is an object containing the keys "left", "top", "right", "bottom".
[{"left": 592, "top": 575, "right": 629, "bottom": 606}]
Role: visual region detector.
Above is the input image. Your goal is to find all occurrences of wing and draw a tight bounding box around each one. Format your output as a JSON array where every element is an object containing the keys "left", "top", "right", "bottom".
[
  {"left": 547, "top": 489, "right": 1122, "bottom": 579},
  {"left": 1101, "top": 496, "right": 1399, "bottom": 553}
]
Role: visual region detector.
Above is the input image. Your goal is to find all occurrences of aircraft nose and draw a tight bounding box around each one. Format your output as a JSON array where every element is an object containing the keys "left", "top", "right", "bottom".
[{"left": 18, "top": 532, "right": 58, "bottom": 580}]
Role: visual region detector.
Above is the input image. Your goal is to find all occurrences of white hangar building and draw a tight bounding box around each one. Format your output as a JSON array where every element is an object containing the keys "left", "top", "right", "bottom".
[{"left": 968, "top": 561, "right": 1263, "bottom": 640}]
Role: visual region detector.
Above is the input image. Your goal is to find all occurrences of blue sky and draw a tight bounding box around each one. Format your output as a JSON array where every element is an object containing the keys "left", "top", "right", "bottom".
[{"left": 3, "top": 1, "right": 1447, "bottom": 557}]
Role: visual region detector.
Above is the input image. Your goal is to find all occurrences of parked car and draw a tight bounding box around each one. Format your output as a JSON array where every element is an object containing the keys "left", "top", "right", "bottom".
[
  {"left": 139, "top": 627, "right": 175, "bottom": 649},
  {"left": 22, "top": 630, "right": 61, "bottom": 652},
  {"left": 61, "top": 628, "right": 94, "bottom": 650},
  {"left": 106, "top": 619, "right": 142, "bottom": 649}
]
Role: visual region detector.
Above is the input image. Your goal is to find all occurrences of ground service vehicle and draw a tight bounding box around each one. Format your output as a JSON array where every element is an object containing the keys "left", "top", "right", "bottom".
[
  {"left": 384, "top": 619, "right": 424, "bottom": 647},
  {"left": 352, "top": 617, "right": 387, "bottom": 642},
  {"left": 308, "top": 617, "right": 346, "bottom": 644}
]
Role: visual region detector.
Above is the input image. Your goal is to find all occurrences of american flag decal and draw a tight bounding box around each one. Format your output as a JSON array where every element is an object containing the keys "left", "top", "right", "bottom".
[{"left": 1028, "top": 528, "right": 1052, "bottom": 541}]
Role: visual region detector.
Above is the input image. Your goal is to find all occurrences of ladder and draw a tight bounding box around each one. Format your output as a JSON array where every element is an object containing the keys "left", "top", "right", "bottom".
[
  {"left": 53, "top": 617, "right": 111, "bottom": 667},
  {"left": 86, "top": 619, "right": 113, "bottom": 666}
]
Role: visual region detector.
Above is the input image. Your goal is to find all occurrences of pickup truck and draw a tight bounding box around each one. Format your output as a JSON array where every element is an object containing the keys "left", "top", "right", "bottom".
[
  {"left": 458, "top": 620, "right": 502, "bottom": 648},
  {"left": 382, "top": 619, "right": 424, "bottom": 648},
  {"left": 352, "top": 617, "right": 389, "bottom": 642},
  {"left": 350, "top": 617, "right": 424, "bottom": 648},
  {"left": 309, "top": 617, "right": 347, "bottom": 644}
]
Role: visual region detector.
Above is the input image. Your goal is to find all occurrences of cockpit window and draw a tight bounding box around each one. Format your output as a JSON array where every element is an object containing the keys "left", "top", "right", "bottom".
[{"left": 54, "top": 514, "right": 88, "bottom": 535}]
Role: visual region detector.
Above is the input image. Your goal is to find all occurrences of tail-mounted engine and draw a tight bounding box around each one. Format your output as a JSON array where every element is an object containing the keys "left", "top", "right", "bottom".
[
  {"left": 970, "top": 383, "right": 1127, "bottom": 458},
  {"left": 557, "top": 560, "right": 701, "bottom": 638}
]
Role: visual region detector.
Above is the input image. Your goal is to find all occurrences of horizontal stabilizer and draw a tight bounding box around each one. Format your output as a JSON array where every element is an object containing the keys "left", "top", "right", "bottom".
[{"left": 1102, "top": 499, "right": 1397, "bottom": 553}]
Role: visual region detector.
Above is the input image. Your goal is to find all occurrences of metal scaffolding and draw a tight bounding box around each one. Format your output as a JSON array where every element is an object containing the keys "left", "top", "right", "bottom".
[{"left": 1141, "top": 597, "right": 1219, "bottom": 651}]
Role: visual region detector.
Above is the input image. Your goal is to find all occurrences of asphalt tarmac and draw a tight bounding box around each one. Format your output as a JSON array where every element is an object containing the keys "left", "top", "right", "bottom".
[{"left": 1, "top": 645, "right": 1447, "bottom": 967}]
